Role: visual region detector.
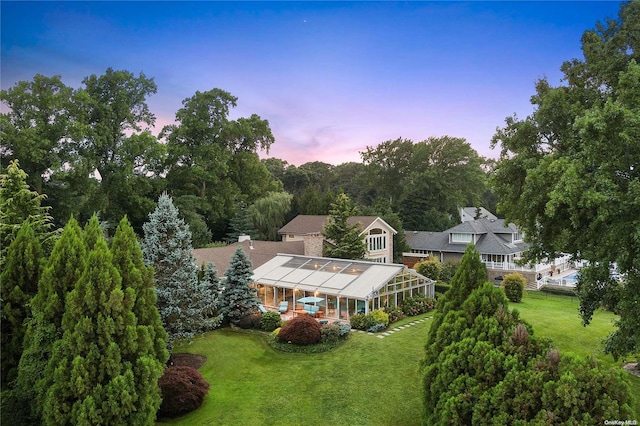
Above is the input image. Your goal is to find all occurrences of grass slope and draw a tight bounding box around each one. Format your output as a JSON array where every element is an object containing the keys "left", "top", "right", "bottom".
[
  {"left": 160, "top": 294, "right": 639, "bottom": 425},
  {"left": 159, "top": 314, "right": 433, "bottom": 426}
]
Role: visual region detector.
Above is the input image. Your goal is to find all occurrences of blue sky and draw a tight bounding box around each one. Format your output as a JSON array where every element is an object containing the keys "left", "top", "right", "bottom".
[{"left": 1, "top": 1, "right": 624, "bottom": 165}]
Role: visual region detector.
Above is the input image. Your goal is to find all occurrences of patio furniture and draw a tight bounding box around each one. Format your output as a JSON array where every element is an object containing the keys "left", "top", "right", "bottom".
[
  {"left": 303, "top": 304, "right": 321, "bottom": 317},
  {"left": 258, "top": 304, "right": 268, "bottom": 314},
  {"left": 278, "top": 301, "right": 289, "bottom": 313}
]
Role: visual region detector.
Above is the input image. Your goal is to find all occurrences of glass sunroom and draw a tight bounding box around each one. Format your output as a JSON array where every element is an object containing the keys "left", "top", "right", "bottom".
[{"left": 251, "top": 254, "right": 435, "bottom": 320}]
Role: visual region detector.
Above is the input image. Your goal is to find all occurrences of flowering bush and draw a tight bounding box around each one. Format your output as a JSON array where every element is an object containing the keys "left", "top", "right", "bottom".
[
  {"left": 383, "top": 306, "right": 406, "bottom": 324},
  {"left": 401, "top": 295, "right": 435, "bottom": 316}
]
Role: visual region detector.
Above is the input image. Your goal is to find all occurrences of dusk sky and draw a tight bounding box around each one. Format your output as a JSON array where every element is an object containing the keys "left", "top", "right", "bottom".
[{"left": 1, "top": 1, "right": 624, "bottom": 165}]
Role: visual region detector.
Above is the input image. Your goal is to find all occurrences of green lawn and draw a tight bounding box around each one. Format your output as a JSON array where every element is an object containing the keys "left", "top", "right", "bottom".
[{"left": 160, "top": 294, "right": 639, "bottom": 425}]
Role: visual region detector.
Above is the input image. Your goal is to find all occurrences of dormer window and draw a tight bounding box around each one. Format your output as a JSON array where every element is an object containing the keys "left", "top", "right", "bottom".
[
  {"left": 451, "top": 233, "right": 473, "bottom": 243},
  {"left": 513, "top": 232, "right": 521, "bottom": 242}
]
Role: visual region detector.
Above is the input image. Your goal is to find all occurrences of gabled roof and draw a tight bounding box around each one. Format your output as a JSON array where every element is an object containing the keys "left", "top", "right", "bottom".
[
  {"left": 192, "top": 240, "right": 305, "bottom": 277},
  {"left": 405, "top": 218, "right": 525, "bottom": 256},
  {"left": 278, "top": 215, "right": 397, "bottom": 236},
  {"left": 251, "top": 254, "right": 431, "bottom": 299},
  {"left": 405, "top": 230, "right": 527, "bottom": 256}
]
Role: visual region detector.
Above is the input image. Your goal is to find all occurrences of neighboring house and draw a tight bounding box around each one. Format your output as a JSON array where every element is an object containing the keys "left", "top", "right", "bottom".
[
  {"left": 192, "top": 239, "right": 305, "bottom": 278},
  {"left": 403, "top": 217, "right": 573, "bottom": 288},
  {"left": 278, "top": 215, "right": 397, "bottom": 263}
]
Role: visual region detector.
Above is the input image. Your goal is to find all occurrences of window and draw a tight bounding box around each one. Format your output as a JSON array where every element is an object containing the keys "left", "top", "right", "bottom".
[
  {"left": 451, "top": 233, "right": 472, "bottom": 243},
  {"left": 367, "top": 229, "right": 387, "bottom": 252}
]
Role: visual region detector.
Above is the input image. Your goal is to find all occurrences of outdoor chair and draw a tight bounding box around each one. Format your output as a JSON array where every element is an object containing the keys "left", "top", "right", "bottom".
[
  {"left": 278, "top": 301, "right": 289, "bottom": 313},
  {"left": 258, "top": 304, "right": 268, "bottom": 314}
]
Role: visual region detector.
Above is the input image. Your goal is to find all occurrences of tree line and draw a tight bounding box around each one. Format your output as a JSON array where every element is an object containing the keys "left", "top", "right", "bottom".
[{"left": 1, "top": 69, "right": 494, "bottom": 251}]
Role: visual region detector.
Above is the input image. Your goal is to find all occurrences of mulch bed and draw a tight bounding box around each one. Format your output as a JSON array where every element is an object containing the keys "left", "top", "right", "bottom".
[{"left": 169, "top": 353, "right": 207, "bottom": 369}]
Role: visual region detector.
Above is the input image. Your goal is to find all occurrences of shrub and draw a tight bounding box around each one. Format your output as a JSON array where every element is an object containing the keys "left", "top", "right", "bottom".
[
  {"left": 320, "top": 323, "right": 341, "bottom": 343},
  {"left": 334, "top": 321, "right": 352, "bottom": 337},
  {"left": 369, "top": 309, "right": 389, "bottom": 327},
  {"left": 440, "top": 261, "right": 459, "bottom": 282},
  {"left": 272, "top": 327, "right": 281, "bottom": 337},
  {"left": 349, "top": 313, "right": 375, "bottom": 331},
  {"left": 383, "top": 306, "right": 405, "bottom": 324},
  {"left": 236, "top": 312, "right": 262, "bottom": 329},
  {"left": 278, "top": 315, "right": 321, "bottom": 345},
  {"left": 367, "top": 323, "right": 387, "bottom": 333},
  {"left": 414, "top": 256, "right": 443, "bottom": 281},
  {"left": 503, "top": 273, "right": 526, "bottom": 303},
  {"left": 402, "top": 295, "right": 435, "bottom": 316},
  {"left": 260, "top": 311, "right": 282, "bottom": 332},
  {"left": 158, "top": 366, "right": 210, "bottom": 418}
]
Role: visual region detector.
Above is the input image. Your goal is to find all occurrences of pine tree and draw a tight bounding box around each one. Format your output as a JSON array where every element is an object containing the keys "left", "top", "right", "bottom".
[
  {"left": 225, "top": 202, "right": 256, "bottom": 243},
  {"left": 0, "top": 159, "right": 54, "bottom": 265},
  {"left": 198, "top": 262, "right": 223, "bottom": 326},
  {"left": 110, "top": 217, "right": 168, "bottom": 423},
  {"left": 221, "top": 247, "right": 259, "bottom": 324},
  {"left": 0, "top": 222, "right": 42, "bottom": 386},
  {"left": 323, "top": 193, "right": 366, "bottom": 260},
  {"left": 42, "top": 221, "right": 143, "bottom": 425},
  {"left": 424, "top": 244, "right": 487, "bottom": 350},
  {"left": 15, "top": 218, "right": 86, "bottom": 423},
  {"left": 142, "top": 193, "right": 217, "bottom": 346}
]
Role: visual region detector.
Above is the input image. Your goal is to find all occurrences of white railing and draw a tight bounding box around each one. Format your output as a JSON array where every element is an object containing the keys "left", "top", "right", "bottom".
[{"left": 482, "top": 261, "right": 546, "bottom": 272}]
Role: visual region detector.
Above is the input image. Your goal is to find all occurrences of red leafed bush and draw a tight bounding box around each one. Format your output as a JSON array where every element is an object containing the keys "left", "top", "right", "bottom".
[
  {"left": 278, "top": 315, "right": 322, "bottom": 345},
  {"left": 158, "top": 365, "right": 210, "bottom": 418}
]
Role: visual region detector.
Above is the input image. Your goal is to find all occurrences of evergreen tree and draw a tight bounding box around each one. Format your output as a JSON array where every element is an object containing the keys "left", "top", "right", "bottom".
[
  {"left": 0, "top": 222, "right": 42, "bottom": 386},
  {"left": 323, "top": 193, "right": 366, "bottom": 260},
  {"left": 15, "top": 218, "right": 86, "bottom": 424},
  {"left": 0, "top": 159, "right": 54, "bottom": 265},
  {"left": 422, "top": 244, "right": 488, "bottom": 373},
  {"left": 142, "top": 193, "right": 217, "bottom": 347},
  {"left": 225, "top": 202, "right": 256, "bottom": 243},
  {"left": 110, "top": 217, "right": 169, "bottom": 423},
  {"left": 83, "top": 214, "right": 104, "bottom": 251},
  {"left": 198, "top": 262, "right": 223, "bottom": 326},
  {"left": 221, "top": 247, "right": 259, "bottom": 324},
  {"left": 42, "top": 221, "right": 146, "bottom": 425}
]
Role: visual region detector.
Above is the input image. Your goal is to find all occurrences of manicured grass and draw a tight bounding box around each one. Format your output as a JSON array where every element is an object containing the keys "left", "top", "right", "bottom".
[
  {"left": 512, "top": 291, "right": 640, "bottom": 416},
  {"left": 159, "top": 314, "right": 434, "bottom": 426},
  {"left": 159, "top": 293, "right": 639, "bottom": 425}
]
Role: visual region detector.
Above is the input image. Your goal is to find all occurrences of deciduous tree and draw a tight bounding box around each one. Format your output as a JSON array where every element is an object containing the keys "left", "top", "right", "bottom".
[{"left": 490, "top": 1, "right": 640, "bottom": 360}]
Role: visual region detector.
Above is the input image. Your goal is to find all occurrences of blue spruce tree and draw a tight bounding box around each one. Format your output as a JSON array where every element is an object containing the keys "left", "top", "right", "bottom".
[
  {"left": 221, "top": 247, "right": 260, "bottom": 324},
  {"left": 142, "top": 193, "right": 219, "bottom": 347}
]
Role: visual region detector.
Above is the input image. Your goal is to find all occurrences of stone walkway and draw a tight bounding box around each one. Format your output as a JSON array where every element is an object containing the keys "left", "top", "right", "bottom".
[{"left": 351, "top": 316, "right": 433, "bottom": 339}]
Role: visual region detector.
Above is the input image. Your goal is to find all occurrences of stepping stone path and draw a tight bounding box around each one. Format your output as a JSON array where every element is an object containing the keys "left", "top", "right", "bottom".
[
  {"left": 368, "top": 316, "right": 432, "bottom": 339},
  {"left": 349, "top": 317, "right": 433, "bottom": 339}
]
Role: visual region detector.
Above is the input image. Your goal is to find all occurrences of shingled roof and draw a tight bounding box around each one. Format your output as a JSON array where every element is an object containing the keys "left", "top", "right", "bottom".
[
  {"left": 278, "top": 215, "right": 383, "bottom": 236},
  {"left": 192, "top": 240, "right": 305, "bottom": 277},
  {"left": 406, "top": 218, "right": 526, "bottom": 256}
]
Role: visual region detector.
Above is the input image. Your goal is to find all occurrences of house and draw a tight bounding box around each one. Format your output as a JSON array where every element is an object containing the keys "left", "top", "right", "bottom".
[
  {"left": 251, "top": 254, "right": 434, "bottom": 319},
  {"left": 278, "top": 215, "right": 397, "bottom": 263},
  {"left": 403, "top": 217, "right": 573, "bottom": 288}
]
